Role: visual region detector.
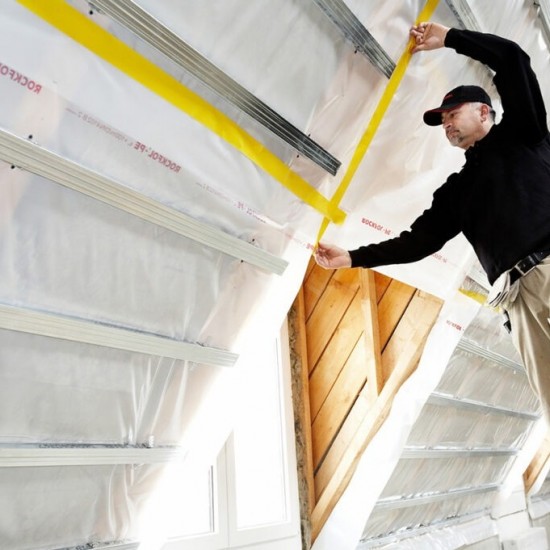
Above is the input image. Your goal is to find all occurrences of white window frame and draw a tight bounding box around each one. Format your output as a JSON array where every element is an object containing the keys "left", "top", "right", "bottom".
[{"left": 162, "top": 320, "right": 301, "bottom": 550}]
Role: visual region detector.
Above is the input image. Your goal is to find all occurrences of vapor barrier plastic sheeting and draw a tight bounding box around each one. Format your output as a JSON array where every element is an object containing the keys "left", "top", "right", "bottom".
[
  {"left": 0, "top": 463, "right": 163, "bottom": 549},
  {"left": 3, "top": 0, "right": 549, "bottom": 548},
  {"left": 0, "top": 3, "right": 326, "bottom": 547},
  {"left": 361, "top": 490, "right": 497, "bottom": 544},
  {"left": 0, "top": 329, "right": 192, "bottom": 445},
  {"left": 357, "top": 516, "right": 498, "bottom": 550},
  {"left": 461, "top": 305, "right": 523, "bottom": 361},
  {"left": 0, "top": 1, "right": 327, "bottom": 253},
  {"left": 436, "top": 348, "right": 539, "bottom": 413},
  {"left": 356, "top": 301, "right": 540, "bottom": 548},
  {"left": 380, "top": 455, "right": 511, "bottom": 500},
  {"left": 406, "top": 402, "right": 533, "bottom": 450}
]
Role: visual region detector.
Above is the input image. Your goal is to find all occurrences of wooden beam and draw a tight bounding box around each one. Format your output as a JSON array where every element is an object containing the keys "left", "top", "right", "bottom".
[
  {"left": 289, "top": 289, "right": 316, "bottom": 548},
  {"left": 524, "top": 431, "right": 550, "bottom": 494},
  {"left": 311, "top": 291, "right": 443, "bottom": 540},
  {"left": 309, "top": 290, "right": 364, "bottom": 421},
  {"left": 374, "top": 271, "right": 392, "bottom": 302},
  {"left": 305, "top": 268, "right": 359, "bottom": 373},
  {"left": 377, "top": 279, "right": 416, "bottom": 356},
  {"left": 359, "top": 269, "right": 383, "bottom": 402},
  {"left": 303, "top": 260, "right": 333, "bottom": 321},
  {"left": 311, "top": 337, "right": 367, "bottom": 469},
  {"left": 313, "top": 281, "right": 423, "bottom": 498}
]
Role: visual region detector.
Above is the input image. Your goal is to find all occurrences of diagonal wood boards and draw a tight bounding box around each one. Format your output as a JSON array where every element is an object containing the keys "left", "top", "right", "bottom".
[{"left": 294, "top": 261, "right": 443, "bottom": 541}]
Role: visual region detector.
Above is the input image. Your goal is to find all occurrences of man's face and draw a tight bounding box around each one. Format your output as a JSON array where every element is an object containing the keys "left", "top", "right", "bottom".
[{"left": 441, "top": 103, "right": 484, "bottom": 149}]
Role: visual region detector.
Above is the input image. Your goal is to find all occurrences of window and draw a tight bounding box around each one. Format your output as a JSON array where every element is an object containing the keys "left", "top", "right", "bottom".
[{"left": 161, "top": 321, "right": 301, "bottom": 550}]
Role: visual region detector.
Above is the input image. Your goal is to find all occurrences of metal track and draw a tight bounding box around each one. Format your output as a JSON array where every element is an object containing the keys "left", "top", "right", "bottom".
[
  {"left": 401, "top": 446, "right": 517, "bottom": 459},
  {"left": 429, "top": 392, "right": 540, "bottom": 421},
  {"left": 0, "top": 443, "right": 186, "bottom": 467},
  {"left": 374, "top": 483, "right": 498, "bottom": 510},
  {"left": 444, "top": 0, "right": 482, "bottom": 31},
  {"left": 0, "top": 303, "right": 238, "bottom": 367},
  {"left": 311, "top": 0, "right": 395, "bottom": 78},
  {"left": 456, "top": 339, "right": 525, "bottom": 373},
  {"left": 90, "top": 0, "right": 341, "bottom": 175},
  {"left": 0, "top": 128, "right": 287, "bottom": 275}
]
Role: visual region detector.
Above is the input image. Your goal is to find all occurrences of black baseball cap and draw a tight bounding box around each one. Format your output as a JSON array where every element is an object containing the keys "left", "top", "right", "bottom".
[{"left": 423, "top": 85, "right": 492, "bottom": 126}]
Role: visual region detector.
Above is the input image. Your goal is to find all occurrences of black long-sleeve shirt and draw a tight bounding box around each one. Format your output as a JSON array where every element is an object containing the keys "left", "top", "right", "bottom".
[{"left": 349, "top": 28, "right": 550, "bottom": 284}]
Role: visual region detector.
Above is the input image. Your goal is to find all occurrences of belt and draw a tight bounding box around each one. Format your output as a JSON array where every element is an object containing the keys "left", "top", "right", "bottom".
[{"left": 509, "top": 250, "right": 550, "bottom": 285}]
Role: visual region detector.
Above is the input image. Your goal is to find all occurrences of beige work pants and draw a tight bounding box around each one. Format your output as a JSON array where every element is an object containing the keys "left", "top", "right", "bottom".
[{"left": 507, "top": 257, "right": 550, "bottom": 420}]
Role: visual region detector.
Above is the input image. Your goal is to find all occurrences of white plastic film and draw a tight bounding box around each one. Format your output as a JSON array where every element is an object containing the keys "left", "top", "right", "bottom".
[{"left": 2, "top": 0, "right": 549, "bottom": 547}]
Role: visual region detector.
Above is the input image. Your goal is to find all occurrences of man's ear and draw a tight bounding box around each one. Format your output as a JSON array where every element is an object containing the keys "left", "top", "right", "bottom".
[{"left": 480, "top": 103, "right": 490, "bottom": 122}]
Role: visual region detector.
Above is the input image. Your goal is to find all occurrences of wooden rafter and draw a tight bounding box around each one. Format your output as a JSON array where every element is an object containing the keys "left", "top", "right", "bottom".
[{"left": 359, "top": 269, "right": 382, "bottom": 402}]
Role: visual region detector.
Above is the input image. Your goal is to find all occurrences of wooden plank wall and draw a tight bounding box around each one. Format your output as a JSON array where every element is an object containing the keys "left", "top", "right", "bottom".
[{"left": 292, "top": 258, "right": 443, "bottom": 543}]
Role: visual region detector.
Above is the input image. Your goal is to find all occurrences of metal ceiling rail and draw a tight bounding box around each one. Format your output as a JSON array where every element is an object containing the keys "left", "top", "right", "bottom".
[
  {"left": 57, "top": 542, "right": 139, "bottom": 550},
  {"left": 310, "top": 0, "right": 395, "bottom": 78},
  {"left": 358, "top": 511, "right": 491, "bottom": 548},
  {"left": 534, "top": 0, "right": 550, "bottom": 47},
  {"left": 444, "top": 0, "right": 482, "bottom": 31},
  {"left": 374, "top": 483, "right": 499, "bottom": 510},
  {"left": 0, "top": 445, "right": 186, "bottom": 467},
  {"left": 0, "top": 303, "right": 238, "bottom": 367},
  {"left": 89, "top": 0, "right": 341, "bottom": 175},
  {"left": 456, "top": 339, "right": 525, "bottom": 373},
  {"left": 0, "top": 129, "right": 287, "bottom": 276},
  {"left": 401, "top": 447, "right": 517, "bottom": 459},
  {"left": 429, "top": 392, "right": 540, "bottom": 421}
]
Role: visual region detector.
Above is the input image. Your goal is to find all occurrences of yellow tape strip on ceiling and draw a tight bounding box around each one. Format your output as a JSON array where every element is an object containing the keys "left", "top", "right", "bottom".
[
  {"left": 316, "top": 0, "right": 441, "bottom": 243},
  {"left": 17, "top": 0, "right": 345, "bottom": 224}
]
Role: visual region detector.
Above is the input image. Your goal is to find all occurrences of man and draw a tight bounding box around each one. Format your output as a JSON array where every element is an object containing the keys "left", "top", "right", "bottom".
[{"left": 315, "top": 22, "right": 550, "bottom": 419}]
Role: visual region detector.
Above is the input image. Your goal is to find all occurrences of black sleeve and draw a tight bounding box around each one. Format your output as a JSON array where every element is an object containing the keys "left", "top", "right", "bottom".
[
  {"left": 349, "top": 176, "right": 461, "bottom": 269},
  {"left": 445, "top": 28, "right": 548, "bottom": 142}
]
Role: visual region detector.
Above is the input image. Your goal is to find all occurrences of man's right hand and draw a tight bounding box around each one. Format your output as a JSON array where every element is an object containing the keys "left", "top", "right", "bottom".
[{"left": 314, "top": 243, "right": 352, "bottom": 269}]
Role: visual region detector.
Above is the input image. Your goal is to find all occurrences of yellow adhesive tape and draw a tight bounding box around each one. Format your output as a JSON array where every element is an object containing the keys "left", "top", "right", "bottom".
[
  {"left": 459, "top": 288, "right": 489, "bottom": 305},
  {"left": 17, "top": 0, "right": 345, "bottom": 224},
  {"left": 316, "top": 0, "right": 441, "bottom": 243}
]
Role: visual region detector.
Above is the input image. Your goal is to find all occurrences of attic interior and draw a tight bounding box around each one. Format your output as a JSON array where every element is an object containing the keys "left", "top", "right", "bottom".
[{"left": 2, "top": 1, "right": 550, "bottom": 549}]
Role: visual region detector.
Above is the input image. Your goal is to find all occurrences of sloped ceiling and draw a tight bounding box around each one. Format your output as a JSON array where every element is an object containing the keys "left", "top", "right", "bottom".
[{"left": 1, "top": 0, "right": 549, "bottom": 548}]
